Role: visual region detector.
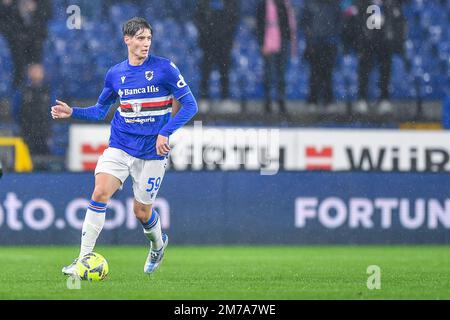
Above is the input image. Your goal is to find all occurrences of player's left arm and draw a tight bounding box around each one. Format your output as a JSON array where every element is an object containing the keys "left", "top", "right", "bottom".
[
  {"left": 156, "top": 62, "right": 198, "bottom": 156},
  {"left": 171, "top": 98, "right": 181, "bottom": 117}
]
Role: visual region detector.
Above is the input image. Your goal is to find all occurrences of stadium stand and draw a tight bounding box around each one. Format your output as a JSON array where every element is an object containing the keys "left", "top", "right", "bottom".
[{"left": 0, "top": 0, "right": 448, "bottom": 102}]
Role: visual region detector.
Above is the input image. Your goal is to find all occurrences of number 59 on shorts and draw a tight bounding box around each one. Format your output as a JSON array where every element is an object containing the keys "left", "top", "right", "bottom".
[{"left": 146, "top": 177, "right": 161, "bottom": 192}]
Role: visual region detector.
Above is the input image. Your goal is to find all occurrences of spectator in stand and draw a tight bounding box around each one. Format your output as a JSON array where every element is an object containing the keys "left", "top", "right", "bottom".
[
  {"left": 353, "top": 0, "right": 407, "bottom": 115},
  {"left": 341, "top": 0, "right": 359, "bottom": 55},
  {"left": 257, "top": 0, "right": 297, "bottom": 115},
  {"left": 0, "top": 0, "right": 52, "bottom": 89},
  {"left": 301, "top": 0, "right": 341, "bottom": 112},
  {"left": 19, "top": 63, "right": 52, "bottom": 162},
  {"left": 194, "top": 0, "right": 240, "bottom": 112},
  {"left": 19, "top": 63, "right": 52, "bottom": 157}
]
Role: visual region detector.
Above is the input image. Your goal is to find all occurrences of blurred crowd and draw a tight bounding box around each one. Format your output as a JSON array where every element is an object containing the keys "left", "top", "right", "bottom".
[
  {"left": 0, "top": 0, "right": 448, "bottom": 164},
  {"left": 0, "top": 0, "right": 52, "bottom": 158},
  {"left": 196, "top": 0, "right": 409, "bottom": 115}
]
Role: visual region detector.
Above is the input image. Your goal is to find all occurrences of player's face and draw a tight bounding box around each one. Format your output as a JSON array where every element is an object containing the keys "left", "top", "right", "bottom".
[{"left": 125, "top": 28, "right": 152, "bottom": 60}]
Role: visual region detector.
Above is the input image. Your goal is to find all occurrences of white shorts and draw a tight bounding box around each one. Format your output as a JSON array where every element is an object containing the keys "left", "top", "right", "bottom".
[{"left": 95, "top": 147, "right": 168, "bottom": 205}]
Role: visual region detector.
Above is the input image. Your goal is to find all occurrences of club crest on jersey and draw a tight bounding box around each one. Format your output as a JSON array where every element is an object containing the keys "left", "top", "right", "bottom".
[
  {"left": 145, "top": 71, "right": 154, "bottom": 81},
  {"left": 132, "top": 102, "right": 141, "bottom": 113}
]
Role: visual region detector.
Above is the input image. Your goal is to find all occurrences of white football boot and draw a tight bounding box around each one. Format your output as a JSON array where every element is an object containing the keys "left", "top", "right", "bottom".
[
  {"left": 144, "top": 233, "right": 169, "bottom": 274},
  {"left": 62, "top": 258, "right": 78, "bottom": 276}
]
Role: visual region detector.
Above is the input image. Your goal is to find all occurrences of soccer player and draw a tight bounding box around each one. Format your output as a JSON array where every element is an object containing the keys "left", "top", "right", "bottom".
[{"left": 51, "top": 17, "right": 198, "bottom": 275}]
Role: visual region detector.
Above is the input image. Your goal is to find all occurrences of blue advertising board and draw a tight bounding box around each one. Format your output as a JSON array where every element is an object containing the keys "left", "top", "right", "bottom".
[{"left": 0, "top": 172, "right": 449, "bottom": 244}]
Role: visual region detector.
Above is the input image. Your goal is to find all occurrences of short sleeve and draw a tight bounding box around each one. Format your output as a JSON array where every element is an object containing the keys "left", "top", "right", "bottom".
[{"left": 164, "top": 61, "right": 192, "bottom": 100}]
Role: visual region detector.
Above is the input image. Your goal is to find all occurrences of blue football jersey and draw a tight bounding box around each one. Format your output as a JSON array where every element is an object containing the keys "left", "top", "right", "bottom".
[{"left": 97, "top": 55, "right": 191, "bottom": 159}]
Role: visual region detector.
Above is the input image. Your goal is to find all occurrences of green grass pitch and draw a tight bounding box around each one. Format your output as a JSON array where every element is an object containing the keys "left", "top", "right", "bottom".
[{"left": 0, "top": 246, "right": 449, "bottom": 299}]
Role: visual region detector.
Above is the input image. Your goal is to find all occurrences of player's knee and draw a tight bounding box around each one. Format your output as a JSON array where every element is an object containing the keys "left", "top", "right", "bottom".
[
  {"left": 134, "top": 203, "right": 152, "bottom": 221},
  {"left": 92, "top": 186, "right": 111, "bottom": 203}
]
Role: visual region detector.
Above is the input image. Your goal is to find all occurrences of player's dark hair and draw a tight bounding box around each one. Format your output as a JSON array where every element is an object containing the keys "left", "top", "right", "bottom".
[{"left": 122, "top": 17, "right": 152, "bottom": 37}]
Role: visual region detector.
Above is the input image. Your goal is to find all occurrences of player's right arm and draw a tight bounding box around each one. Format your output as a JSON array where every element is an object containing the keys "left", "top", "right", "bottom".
[{"left": 51, "top": 69, "right": 118, "bottom": 121}]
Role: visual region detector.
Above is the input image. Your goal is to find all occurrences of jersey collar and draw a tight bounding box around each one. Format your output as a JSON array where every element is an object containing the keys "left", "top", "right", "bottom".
[{"left": 127, "top": 55, "right": 151, "bottom": 69}]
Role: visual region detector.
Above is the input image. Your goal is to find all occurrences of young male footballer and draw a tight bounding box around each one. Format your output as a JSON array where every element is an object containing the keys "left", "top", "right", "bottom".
[{"left": 52, "top": 17, "right": 198, "bottom": 275}]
